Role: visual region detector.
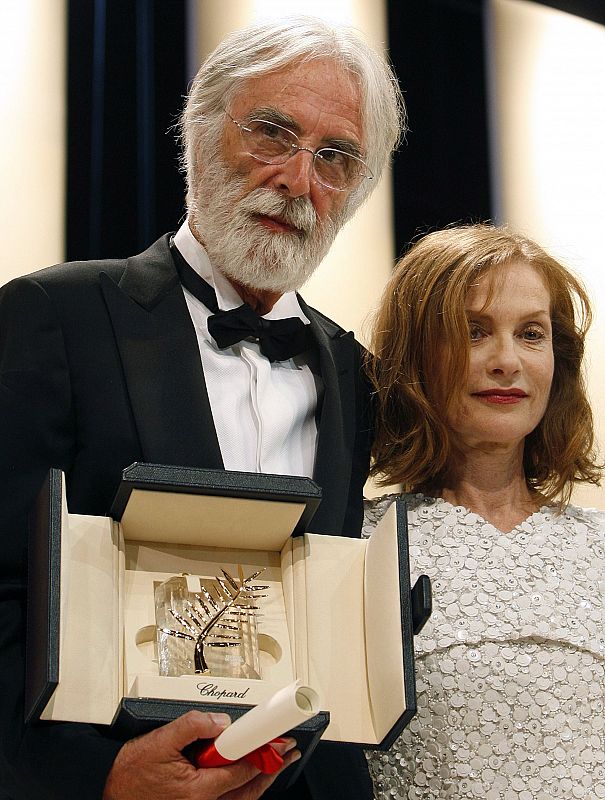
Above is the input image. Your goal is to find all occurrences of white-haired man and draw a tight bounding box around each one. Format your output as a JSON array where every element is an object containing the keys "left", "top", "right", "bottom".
[{"left": 0, "top": 16, "right": 404, "bottom": 800}]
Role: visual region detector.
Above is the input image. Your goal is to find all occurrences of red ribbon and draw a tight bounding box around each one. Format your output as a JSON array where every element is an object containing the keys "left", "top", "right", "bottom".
[{"left": 193, "top": 737, "right": 286, "bottom": 774}]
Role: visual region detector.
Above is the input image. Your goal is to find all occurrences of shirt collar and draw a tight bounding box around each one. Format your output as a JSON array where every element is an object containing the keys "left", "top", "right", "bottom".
[{"left": 174, "top": 220, "right": 310, "bottom": 323}]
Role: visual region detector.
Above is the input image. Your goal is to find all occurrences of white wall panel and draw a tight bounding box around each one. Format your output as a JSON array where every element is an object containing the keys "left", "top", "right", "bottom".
[{"left": 0, "top": 0, "right": 66, "bottom": 283}]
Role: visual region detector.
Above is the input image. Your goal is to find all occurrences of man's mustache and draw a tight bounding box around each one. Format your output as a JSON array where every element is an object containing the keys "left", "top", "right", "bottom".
[{"left": 238, "top": 190, "right": 317, "bottom": 237}]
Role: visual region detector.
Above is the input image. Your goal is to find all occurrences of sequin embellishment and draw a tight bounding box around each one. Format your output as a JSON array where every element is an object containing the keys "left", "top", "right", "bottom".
[{"left": 362, "top": 495, "right": 605, "bottom": 799}]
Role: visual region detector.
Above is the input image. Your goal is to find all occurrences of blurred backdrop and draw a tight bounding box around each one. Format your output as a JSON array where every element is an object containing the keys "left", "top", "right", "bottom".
[{"left": 1, "top": 0, "right": 603, "bottom": 505}]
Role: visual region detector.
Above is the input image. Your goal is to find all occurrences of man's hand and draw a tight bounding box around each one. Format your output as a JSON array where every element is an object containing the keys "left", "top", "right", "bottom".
[{"left": 102, "top": 711, "right": 300, "bottom": 800}]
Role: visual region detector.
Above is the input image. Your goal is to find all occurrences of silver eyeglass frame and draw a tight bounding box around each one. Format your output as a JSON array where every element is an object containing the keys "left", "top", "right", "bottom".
[{"left": 226, "top": 112, "right": 373, "bottom": 192}]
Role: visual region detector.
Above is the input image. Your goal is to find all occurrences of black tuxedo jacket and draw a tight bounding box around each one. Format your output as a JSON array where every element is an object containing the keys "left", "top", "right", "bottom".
[{"left": 0, "top": 235, "right": 373, "bottom": 799}]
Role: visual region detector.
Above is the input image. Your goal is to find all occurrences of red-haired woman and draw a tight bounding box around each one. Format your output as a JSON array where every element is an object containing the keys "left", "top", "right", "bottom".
[{"left": 364, "top": 225, "right": 604, "bottom": 798}]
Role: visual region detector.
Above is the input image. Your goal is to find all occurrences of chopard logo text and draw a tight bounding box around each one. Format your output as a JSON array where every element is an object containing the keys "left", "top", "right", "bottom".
[{"left": 197, "top": 682, "right": 251, "bottom": 701}]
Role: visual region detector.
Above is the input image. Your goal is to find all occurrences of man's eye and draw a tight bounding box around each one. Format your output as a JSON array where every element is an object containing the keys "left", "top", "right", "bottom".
[
  {"left": 318, "top": 149, "right": 346, "bottom": 166},
  {"left": 260, "top": 124, "right": 280, "bottom": 139},
  {"left": 254, "top": 122, "right": 285, "bottom": 141}
]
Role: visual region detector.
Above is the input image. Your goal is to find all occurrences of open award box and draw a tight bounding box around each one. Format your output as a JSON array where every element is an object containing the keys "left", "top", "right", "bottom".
[{"left": 26, "top": 463, "right": 427, "bottom": 779}]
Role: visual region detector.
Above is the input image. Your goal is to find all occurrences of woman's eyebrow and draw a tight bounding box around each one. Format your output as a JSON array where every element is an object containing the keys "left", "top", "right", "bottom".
[{"left": 465, "top": 308, "right": 551, "bottom": 320}]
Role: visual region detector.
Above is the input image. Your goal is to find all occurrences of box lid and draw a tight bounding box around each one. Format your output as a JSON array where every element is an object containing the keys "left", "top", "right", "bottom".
[{"left": 110, "top": 463, "right": 322, "bottom": 549}]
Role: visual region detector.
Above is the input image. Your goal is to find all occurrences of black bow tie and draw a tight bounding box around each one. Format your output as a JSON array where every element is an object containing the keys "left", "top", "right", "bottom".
[{"left": 170, "top": 240, "right": 314, "bottom": 363}]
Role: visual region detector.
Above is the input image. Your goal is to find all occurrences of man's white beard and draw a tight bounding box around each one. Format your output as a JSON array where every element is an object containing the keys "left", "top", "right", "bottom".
[{"left": 190, "top": 157, "right": 347, "bottom": 294}]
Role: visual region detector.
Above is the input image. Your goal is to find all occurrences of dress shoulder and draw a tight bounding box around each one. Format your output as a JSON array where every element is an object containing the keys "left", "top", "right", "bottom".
[
  {"left": 548, "top": 503, "right": 605, "bottom": 541},
  {"left": 563, "top": 503, "right": 605, "bottom": 530},
  {"left": 362, "top": 494, "right": 398, "bottom": 537},
  {"left": 362, "top": 492, "right": 428, "bottom": 537}
]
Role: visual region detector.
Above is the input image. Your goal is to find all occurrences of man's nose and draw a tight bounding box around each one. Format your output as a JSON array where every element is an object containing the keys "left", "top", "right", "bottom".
[{"left": 269, "top": 150, "right": 314, "bottom": 198}]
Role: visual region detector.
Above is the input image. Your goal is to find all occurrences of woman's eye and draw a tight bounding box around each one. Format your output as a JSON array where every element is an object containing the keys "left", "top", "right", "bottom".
[
  {"left": 521, "top": 326, "right": 546, "bottom": 341},
  {"left": 469, "top": 324, "right": 484, "bottom": 341}
]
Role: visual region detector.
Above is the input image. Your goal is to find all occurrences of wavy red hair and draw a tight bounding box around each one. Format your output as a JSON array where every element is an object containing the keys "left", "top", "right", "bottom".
[{"left": 367, "top": 224, "right": 601, "bottom": 504}]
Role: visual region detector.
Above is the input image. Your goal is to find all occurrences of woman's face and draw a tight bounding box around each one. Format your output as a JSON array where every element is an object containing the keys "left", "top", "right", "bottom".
[{"left": 442, "top": 260, "right": 555, "bottom": 452}]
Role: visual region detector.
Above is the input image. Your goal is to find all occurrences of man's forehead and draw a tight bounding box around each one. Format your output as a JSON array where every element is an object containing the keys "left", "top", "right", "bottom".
[{"left": 228, "top": 59, "right": 364, "bottom": 143}]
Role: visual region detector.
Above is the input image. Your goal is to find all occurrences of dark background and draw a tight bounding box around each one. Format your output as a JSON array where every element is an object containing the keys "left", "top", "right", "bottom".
[
  {"left": 65, "top": 0, "right": 604, "bottom": 262},
  {"left": 66, "top": 1, "right": 187, "bottom": 260}
]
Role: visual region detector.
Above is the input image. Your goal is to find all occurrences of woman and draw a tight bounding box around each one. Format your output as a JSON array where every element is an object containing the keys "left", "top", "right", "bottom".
[{"left": 363, "top": 224, "right": 604, "bottom": 798}]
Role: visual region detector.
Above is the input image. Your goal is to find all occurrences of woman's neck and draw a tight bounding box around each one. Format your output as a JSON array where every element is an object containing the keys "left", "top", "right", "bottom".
[{"left": 433, "top": 442, "right": 543, "bottom": 533}]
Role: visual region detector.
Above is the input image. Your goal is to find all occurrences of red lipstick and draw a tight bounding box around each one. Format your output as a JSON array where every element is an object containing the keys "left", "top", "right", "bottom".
[{"left": 473, "top": 388, "right": 528, "bottom": 405}]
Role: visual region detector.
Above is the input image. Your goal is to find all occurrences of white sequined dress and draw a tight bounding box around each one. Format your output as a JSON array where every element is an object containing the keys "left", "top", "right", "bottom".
[{"left": 362, "top": 494, "right": 605, "bottom": 800}]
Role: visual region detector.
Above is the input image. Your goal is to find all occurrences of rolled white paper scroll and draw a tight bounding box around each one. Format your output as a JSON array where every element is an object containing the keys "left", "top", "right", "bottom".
[{"left": 213, "top": 680, "right": 321, "bottom": 761}]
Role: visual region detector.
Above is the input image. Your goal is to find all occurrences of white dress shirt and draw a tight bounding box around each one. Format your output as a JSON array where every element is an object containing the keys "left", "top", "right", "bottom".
[{"left": 173, "top": 221, "right": 320, "bottom": 477}]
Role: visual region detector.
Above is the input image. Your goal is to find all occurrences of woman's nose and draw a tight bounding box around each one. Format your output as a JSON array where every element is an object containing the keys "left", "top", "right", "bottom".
[{"left": 486, "top": 336, "right": 522, "bottom": 375}]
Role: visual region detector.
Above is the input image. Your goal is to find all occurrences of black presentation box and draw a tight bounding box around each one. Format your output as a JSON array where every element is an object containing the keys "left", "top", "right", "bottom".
[{"left": 26, "top": 463, "right": 422, "bottom": 782}]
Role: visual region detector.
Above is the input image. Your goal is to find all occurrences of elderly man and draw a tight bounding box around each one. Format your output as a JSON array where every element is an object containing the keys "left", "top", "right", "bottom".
[{"left": 0, "top": 15, "right": 404, "bottom": 800}]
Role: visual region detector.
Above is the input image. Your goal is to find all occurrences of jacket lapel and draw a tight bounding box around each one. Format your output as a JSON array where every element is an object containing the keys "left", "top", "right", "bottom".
[
  {"left": 100, "top": 234, "right": 223, "bottom": 469},
  {"left": 100, "top": 244, "right": 358, "bottom": 529},
  {"left": 299, "top": 298, "right": 357, "bottom": 535}
]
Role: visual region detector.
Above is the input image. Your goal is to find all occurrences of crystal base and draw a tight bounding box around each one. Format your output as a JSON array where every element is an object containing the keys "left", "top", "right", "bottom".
[{"left": 154, "top": 574, "right": 262, "bottom": 679}]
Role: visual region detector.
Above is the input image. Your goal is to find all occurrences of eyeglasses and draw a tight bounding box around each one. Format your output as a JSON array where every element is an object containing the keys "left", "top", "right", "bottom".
[{"left": 227, "top": 113, "right": 373, "bottom": 192}]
